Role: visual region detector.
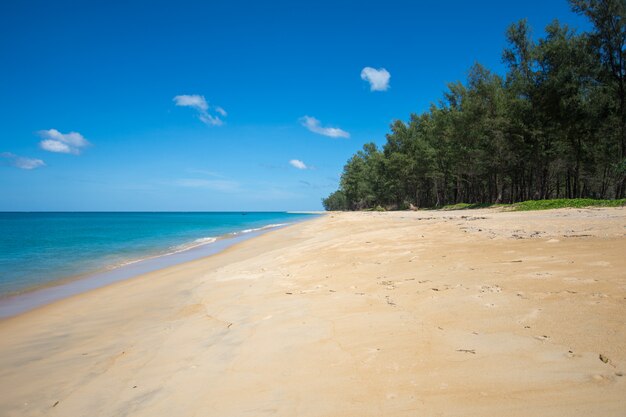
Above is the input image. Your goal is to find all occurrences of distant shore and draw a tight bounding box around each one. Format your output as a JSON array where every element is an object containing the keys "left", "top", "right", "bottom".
[{"left": 1, "top": 208, "right": 625, "bottom": 416}]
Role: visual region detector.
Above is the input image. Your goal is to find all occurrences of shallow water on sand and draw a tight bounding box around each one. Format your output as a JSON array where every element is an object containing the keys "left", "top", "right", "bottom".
[{"left": 0, "top": 212, "right": 315, "bottom": 297}]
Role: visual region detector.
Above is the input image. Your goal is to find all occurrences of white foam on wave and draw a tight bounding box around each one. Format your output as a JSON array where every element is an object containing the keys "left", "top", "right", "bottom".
[
  {"left": 110, "top": 258, "right": 143, "bottom": 269},
  {"left": 105, "top": 236, "right": 218, "bottom": 270},
  {"left": 170, "top": 237, "right": 217, "bottom": 254},
  {"left": 102, "top": 224, "right": 289, "bottom": 272},
  {"left": 239, "top": 223, "right": 289, "bottom": 234},
  {"left": 100, "top": 222, "right": 295, "bottom": 274}
]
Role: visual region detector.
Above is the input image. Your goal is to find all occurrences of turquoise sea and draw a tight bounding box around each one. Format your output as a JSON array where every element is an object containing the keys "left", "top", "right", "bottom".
[{"left": 0, "top": 212, "right": 315, "bottom": 298}]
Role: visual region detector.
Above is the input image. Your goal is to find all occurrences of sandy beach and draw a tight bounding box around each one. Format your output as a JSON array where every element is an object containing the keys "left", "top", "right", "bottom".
[{"left": 0, "top": 208, "right": 625, "bottom": 416}]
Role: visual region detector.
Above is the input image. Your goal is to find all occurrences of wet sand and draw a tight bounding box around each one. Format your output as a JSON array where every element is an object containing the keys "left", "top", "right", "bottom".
[{"left": 0, "top": 208, "right": 624, "bottom": 416}]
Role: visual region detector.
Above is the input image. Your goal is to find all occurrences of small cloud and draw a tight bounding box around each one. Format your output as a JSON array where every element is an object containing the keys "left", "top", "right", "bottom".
[
  {"left": 299, "top": 116, "right": 349, "bottom": 138},
  {"left": 1, "top": 152, "right": 45, "bottom": 170},
  {"left": 360, "top": 67, "right": 390, "bottom": 91},
  {"left": 173, "top": 94, "right": 226, "bottom": 126},
  {"left": 173, "top": 94, "right": 208, "bottom": 111},
  {"left": 198, "top": 113, "right": 223, "bottom": 126},
  {"left": 289, "top": 159, "right": 308, "bottom": 170},
  {"left": 38, "top": 129, "right": 90, "bottom": 155},
  {"left": 40, "top": 140, "right": 72, "bottom": 153}
]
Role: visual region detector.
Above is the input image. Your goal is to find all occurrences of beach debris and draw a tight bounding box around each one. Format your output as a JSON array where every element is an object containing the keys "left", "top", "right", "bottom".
[
  {"left": 285, "top": 292, "right": 293, "bottom": 295},
  {"left": 133, "top": 385, "right": 137, "bottom": 388},
  {"left": 599, "top": 354, "right": 610, "bottom": 364},
  {"left": 457, "top": 349, "right": 476, "bottom": 354},
  {"left": 615, "top": 371, "right": 623, "bottom": 377},
  {"left": 52, "top": 401, "right": 59, "bottom": 408},
  {"left": 385, "top": 296, "right": 396, "bottom": 306},
  {"left": 431, "top": 288, "right": 439, "bottom": 291}
]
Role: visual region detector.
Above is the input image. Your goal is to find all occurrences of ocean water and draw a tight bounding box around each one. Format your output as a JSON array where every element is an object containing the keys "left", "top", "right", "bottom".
[{"left": 0, "top": 212, "right": 315, "bottom": 297}]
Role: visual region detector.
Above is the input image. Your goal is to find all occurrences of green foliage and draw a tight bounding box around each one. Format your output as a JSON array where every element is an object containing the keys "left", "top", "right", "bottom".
[
  {"left": 322, "top": 190, "right": 348, "bottom": 211},
  {"left": 325, "top": 1, "right": 626, "bottom": 210},
  {"left": 438, "top": 198, "right": 625, "bottom": 211},
  {"left": 513, "top": 198, "right": 626, "bottom": 210},
  {"left": 440, "top": 203, "right": 499, "bottom": 210}
]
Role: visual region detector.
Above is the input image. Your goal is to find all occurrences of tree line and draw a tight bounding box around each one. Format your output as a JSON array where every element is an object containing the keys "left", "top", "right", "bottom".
[{"left": 323, "top": 0, "right": 626, "bottom": 211}]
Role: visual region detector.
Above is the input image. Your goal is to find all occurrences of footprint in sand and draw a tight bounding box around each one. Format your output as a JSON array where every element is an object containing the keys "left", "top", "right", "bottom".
[
  {"left": 385, "top": 296, "right": 396, "bottom": 306},
  {"left": 379, "top": 280, "right": 395, "bottom": 289},
  {"left": 591, "top": 374, "right": 616, "bottom": 384},
  {"left": 479, "top": 285, "right": 502, "bottom": 293}
]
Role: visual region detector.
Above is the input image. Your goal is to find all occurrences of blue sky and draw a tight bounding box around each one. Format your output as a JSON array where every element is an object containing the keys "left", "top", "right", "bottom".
[{"left": 0, "top": 0, "right": 590, "bottom": 211}]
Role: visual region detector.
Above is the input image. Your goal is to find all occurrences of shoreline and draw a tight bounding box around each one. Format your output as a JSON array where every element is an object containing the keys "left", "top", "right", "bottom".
[
  {"left": 0, "top": 208, "right": 624, "bottom": 416},
  {"left": 0, "top": 218, "right": 318, "bottom": 319}
]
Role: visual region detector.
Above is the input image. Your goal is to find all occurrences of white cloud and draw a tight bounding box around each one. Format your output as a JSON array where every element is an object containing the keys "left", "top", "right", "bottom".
[
  {"left": 38, "top": 129, "right": 90, "bottom": 155},
  {"left": 173, "top": 94, "right": 226, "bottom": 126},
  {"left": 299, "top": 116, "right": 350, "bottom": 138},
  {"left": 1, "top": 152, "right": 45, "bottom": 170},
  {"left": 360, "top": 67, "right": 391, "bottom": 91},
  {"left": 198, "top": 113, "right": 223, "bottom": 126},
  {"left": 173, "top": 94, "right": 208, "bottom": 111},
  {"left": 289, "top": 159, "right": 308, "bottom": 170},
  {"left": 40, "top": 139, "right": 72, "bottom": 153}
]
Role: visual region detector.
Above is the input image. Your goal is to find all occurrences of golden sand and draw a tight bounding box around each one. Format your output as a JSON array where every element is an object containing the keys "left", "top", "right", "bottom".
[{"left": 1, "top": 208, "right": 625, "bottom": 416}]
